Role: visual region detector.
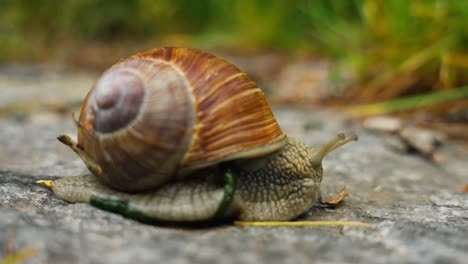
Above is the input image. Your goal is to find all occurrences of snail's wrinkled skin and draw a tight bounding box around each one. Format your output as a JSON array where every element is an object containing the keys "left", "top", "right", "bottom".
[
  {"left": 234, "top": 137, "right": 323, "bottom": 221},
  {"left": 46, "top": 135, "right": 356, "bottom": 222}
]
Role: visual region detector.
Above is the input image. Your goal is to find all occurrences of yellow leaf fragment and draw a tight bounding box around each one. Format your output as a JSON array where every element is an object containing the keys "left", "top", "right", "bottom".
[{"left": 234, "top": 221, "right": 373, "bottom": 228}]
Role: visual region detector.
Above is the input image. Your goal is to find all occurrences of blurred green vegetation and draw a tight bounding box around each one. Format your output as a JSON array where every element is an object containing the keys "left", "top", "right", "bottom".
[{"left": 1, "top": 0, "right": 467, "bottom": 112}]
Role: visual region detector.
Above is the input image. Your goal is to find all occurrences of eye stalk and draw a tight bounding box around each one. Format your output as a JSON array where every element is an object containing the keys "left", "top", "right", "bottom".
[
  {"left": 310, "top": 134, "right": 358, "bottom": 167},
  {"left": 309, "top": 134, "right": 357, "bottom": 205}
]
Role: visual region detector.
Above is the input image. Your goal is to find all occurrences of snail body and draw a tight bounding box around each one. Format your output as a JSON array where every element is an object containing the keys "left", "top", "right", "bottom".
[{"left": 42, "top": 48, "right": 357, "bottom": 222}]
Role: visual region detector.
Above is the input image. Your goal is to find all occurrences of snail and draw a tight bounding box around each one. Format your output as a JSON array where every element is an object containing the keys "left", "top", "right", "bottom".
[{"left": 38, "top": 47, "right": 357, "bottom": 222}]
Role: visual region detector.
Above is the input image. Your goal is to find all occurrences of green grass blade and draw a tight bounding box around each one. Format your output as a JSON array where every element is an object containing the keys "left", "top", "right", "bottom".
[{"left": 347, "top": 86, "right": 468, "bottom": 116}]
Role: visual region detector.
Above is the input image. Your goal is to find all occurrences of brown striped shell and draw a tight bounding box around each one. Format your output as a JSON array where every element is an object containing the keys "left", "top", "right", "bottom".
[{"left": 77, "top": 47, "right": 286, "bottom": 192}]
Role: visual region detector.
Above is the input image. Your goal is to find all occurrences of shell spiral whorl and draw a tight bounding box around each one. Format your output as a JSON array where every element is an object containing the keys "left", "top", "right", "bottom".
[
  {"left": 93, "top": 68, "right": 145, "bottom": 133},
  {"left": 78, "top": 57, "right": 195, "bottom": 191}
]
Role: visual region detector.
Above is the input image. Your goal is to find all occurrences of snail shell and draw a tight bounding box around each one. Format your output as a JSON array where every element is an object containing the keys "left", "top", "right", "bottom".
[{"left": 77, "top": 47, "right": 286, "bottom": 192}]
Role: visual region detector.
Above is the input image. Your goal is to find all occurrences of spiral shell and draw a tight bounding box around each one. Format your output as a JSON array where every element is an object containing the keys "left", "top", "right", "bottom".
[{"left": 77, "top": 47, "right": 286, "bottom": 191}]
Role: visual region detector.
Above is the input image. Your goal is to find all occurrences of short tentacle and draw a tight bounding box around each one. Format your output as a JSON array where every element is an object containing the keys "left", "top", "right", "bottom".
[{"left": 57, "top": 134, "right": 102, "bottom": 176}]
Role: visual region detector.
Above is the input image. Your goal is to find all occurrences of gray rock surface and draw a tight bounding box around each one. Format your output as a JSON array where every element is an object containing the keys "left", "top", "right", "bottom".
[{"left": 1, "top": 66, "right": 467, "bottom": 264}]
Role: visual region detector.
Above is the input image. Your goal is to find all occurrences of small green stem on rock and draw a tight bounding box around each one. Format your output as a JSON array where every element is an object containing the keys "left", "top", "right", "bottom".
[{"left": 213, "top": 167, "right": 237, "bottom": 219}]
